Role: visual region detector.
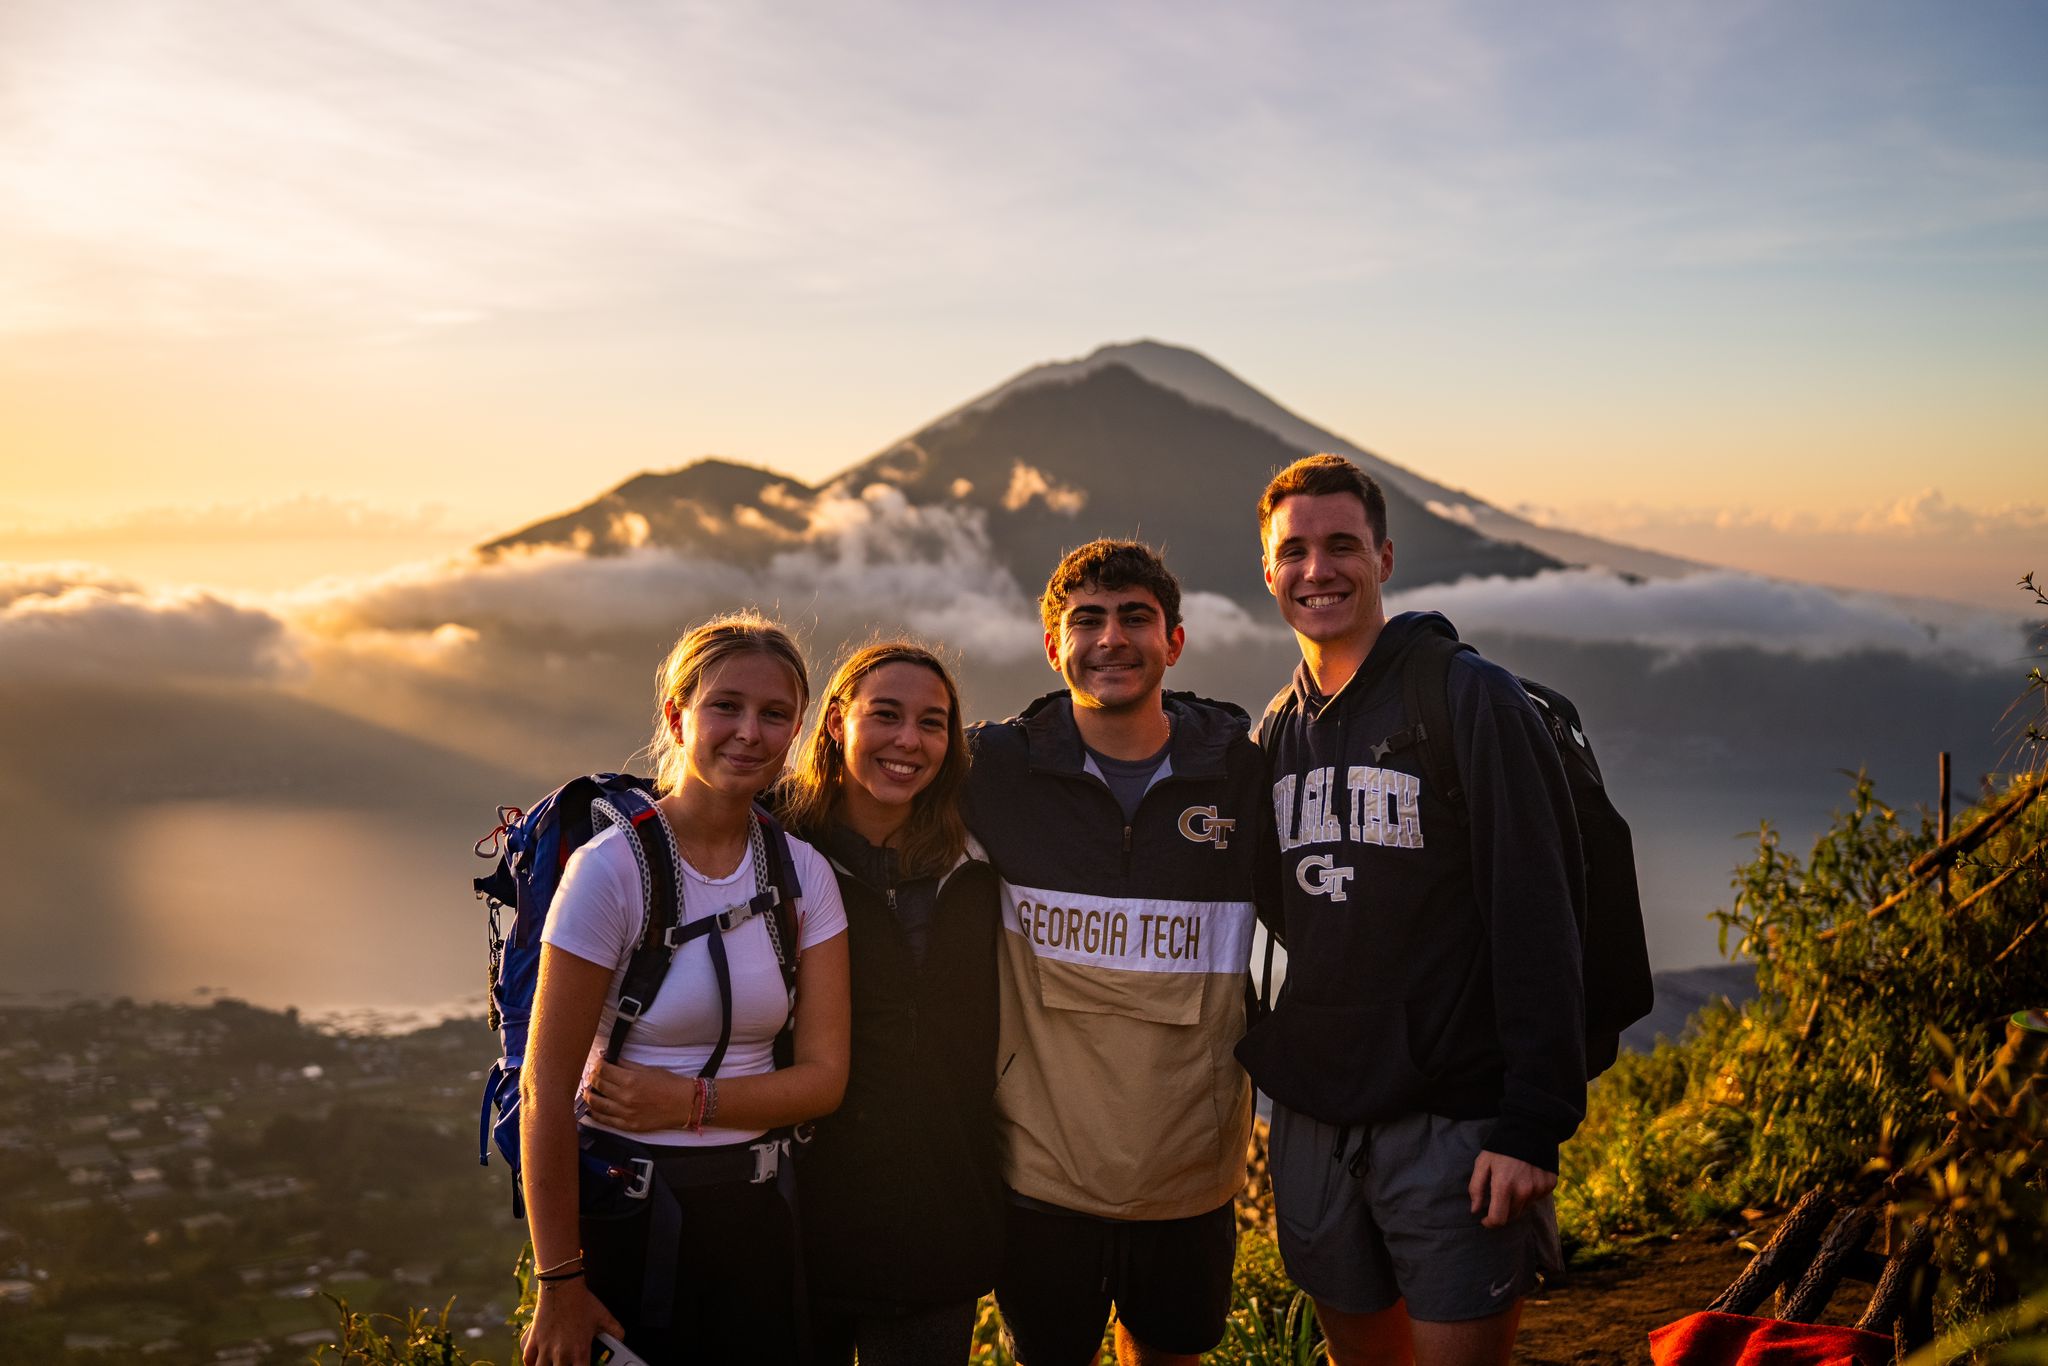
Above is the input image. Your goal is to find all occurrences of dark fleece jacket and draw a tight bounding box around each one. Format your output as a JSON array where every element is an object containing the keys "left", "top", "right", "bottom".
[
  {"left": 793, "top": 837, "right": 1005, "bottom": 1310},
  {"left": 1235, "top": 611, "right": 1586, "bottom": 1171}
]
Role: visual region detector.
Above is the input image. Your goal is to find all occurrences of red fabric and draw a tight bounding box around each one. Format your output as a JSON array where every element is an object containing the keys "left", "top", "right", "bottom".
[{"left": 1649, "top": 1311, "right": 1894, "bottom": 1366}]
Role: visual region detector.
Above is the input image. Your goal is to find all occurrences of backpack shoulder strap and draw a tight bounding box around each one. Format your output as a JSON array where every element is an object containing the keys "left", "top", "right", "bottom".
[
  {"left": 752, "top": 804, "right": 803, "bottom": 993},
  {"left": 749, "top": 804, "right": 807, "bottom": 1071},
  {"left": 1256, "top": 684, "right": 1297, "bottom": 751},
  {"left": 1398, "top": 634, "right": 1474, "bottom": 822},
  {"left": 592, "top": 785, "right": 686, "bottom": 1066}
]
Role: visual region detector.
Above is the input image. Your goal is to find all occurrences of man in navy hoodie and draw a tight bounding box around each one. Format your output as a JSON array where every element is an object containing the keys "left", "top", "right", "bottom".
[{"left": 1236, "top": 454, "right": 1586, "bottom": 1366}]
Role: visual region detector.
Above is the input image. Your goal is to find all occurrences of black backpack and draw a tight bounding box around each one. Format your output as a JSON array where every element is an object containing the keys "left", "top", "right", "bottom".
[{"left": 1398, "top": 634, "right": 1653, "bottom": 1077}]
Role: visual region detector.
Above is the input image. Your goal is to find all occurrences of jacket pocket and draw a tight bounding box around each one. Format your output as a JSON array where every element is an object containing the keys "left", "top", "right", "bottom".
[{"left": 1029, "top": 950, "right": 1202, "bottom": 1027}]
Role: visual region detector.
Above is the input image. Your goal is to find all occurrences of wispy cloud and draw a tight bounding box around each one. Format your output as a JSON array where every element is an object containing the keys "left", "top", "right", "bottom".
[
  {"left": 1391, "top": 567, "right": 2030, "bottom": 666},
  {"left": 4, "top": 0, "right": 2040, "bottom": 338},
  {"left": 1515, "top": 491, "right": 2048, "bottom": 612},
  {"left": 1524, "top": 489, "right": 2048, "bottom": 540},
  {"left": 285, "top": 482, "right": 1044, "bottom": 661},
  {"left": 0, "top": 563, "right": 294, "bottom": 681}
]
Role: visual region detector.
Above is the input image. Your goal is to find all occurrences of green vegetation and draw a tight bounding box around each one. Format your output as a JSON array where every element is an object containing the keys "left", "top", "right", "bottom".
[
  {"left": 317, "top": 1297, "right": 479, "bottom": 1366},
  {"left": 1559, "top": 766, "right": 2047, "bottom": 1343}
]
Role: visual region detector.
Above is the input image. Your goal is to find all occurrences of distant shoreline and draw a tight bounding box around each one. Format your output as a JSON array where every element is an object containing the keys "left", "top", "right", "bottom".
[
  {"left": 0, "top": 989, "right": 485, "bottom": 1036},
  {"left": 2, "top": 962, "right": 1760, "bottom": 1044}
]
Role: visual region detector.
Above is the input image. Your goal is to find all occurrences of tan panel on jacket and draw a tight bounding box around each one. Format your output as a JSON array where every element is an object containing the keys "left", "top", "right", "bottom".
[{"left": 993, "top": 879, "right": 1256, "bottom": 1221}]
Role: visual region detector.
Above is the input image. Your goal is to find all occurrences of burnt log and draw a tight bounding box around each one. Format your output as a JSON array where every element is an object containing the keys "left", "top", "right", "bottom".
[
  {"left": 1708, "top": 1189, "right": 1837, "bottom": 1316},
  {"left": 1855, "top": 1220, "right": 1934, "bottom": 1339},
  {"left": 1780, "top": 1206, "right": 1877, "bottom": 1322}
]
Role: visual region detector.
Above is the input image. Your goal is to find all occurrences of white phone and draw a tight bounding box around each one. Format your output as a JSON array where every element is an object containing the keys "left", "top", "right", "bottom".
[{"left": 592, "top": 1332, "right": 650, "bottom": 1366}]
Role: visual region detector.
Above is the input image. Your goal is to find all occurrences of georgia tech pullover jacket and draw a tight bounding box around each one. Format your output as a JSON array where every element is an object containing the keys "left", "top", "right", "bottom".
[{"left": 963, "top": 690, "right": 1274, "bottom": 1220}]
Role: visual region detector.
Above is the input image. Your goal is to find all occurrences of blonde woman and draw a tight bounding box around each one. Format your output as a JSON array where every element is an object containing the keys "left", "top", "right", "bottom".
[{"left": 520, "top": 614, "right": 851, "bottom": 1366}]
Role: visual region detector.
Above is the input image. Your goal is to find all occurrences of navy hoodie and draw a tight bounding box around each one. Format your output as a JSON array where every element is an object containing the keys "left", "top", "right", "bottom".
[{"left": 1235, "top": 612, "right": 1586, "bottom": 1171}]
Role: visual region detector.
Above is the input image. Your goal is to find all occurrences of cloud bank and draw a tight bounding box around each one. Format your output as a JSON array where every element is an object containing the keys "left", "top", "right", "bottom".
[
  {"left": 1526, "top": 489, "right": 2048, "bottom": 542},
  {"left": 0, "top": 564, "right": 294, "bottom": 682},
  {"left": 1513, "top": 491, "right": 2048, "bottom": 616},
  {"left": 1393, "top": 568, "right": 2029, "bottom": 666},
  {"left": 4, "top": 485, "right": 2033, "bottom": 690}
]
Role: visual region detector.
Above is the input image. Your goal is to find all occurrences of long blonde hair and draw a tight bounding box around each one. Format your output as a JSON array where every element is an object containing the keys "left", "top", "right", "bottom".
[
  {"left": 648, "top": 612, "right": 810, "bottom": 796},
  {"left": 782, "top": 641, "right": 968, "bottom": 878}
]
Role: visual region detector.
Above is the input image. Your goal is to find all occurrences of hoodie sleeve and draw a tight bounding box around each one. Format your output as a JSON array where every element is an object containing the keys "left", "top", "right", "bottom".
[{"left": 1448, "top": 654, "right": 1587, "bottom": 1171}]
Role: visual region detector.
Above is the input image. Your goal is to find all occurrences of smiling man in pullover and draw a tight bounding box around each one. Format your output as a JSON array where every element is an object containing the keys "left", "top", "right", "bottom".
[
  {"left": 1237, "top": 455, "right": 1585, "bottom": 1366},
  {"left": 962, "top": 539, "right": 1271, "bottom": 1366}
]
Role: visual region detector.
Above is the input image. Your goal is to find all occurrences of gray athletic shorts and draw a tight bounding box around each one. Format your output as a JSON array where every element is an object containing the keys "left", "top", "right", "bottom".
[{"left": 1268, "top": 1100, "right": 1563, "bottom": 1323}]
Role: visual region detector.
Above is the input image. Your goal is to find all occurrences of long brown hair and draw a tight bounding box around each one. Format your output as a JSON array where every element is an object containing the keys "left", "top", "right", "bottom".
[
  {"left": 782, "top": 641, "right": 969, "bottom": 878},
  {"left": 647, "top": 612, "right": 810, "bottom": 797}
]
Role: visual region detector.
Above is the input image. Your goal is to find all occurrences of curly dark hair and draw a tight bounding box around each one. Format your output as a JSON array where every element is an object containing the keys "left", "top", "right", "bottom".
[{"left": 1039, "top": 539, "right": 1183, "bottom": 633}]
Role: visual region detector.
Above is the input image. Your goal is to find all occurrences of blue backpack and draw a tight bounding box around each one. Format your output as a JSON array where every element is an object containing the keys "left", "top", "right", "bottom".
[{"left": 470, "top": 773, "right": 803, "bottom": 1212}]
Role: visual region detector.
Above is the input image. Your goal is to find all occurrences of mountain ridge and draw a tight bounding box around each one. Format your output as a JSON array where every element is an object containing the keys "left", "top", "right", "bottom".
[
  {"left": 934, "top": 340, "right": 1704, "bottom": 579},
  {"left": 483, "top": 346, "right": 1578, "bottom": 605}
]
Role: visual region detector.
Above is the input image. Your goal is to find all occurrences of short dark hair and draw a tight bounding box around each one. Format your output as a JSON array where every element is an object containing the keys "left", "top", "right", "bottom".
[
  {"left": 1258, "top": 454, "right": 1388, "bottom": 546},
  {"left": 1040, "top": 539, "right": 1183, "bottom": 634}
]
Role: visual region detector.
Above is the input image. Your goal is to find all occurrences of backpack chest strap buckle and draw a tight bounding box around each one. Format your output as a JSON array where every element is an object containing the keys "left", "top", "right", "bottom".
[
  {"left": 715, "top": 887, "right": 781, "bottom": 934},
  {"left": 748, "top": 1138, "right": 784, "bottom": 1185},
  {"left": 1371, "top": 723, "right": 1428, "bottom": 763}
]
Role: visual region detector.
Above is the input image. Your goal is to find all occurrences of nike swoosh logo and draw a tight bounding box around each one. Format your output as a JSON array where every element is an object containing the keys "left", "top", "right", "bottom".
[{"left": 1489, "top": 1278, "right": 1515, "bottom": 1298}]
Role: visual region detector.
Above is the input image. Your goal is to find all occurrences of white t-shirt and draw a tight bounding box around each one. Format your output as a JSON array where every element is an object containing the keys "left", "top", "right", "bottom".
[{"left": 542, "top": 822, "right": 847, "bottom": 1146}]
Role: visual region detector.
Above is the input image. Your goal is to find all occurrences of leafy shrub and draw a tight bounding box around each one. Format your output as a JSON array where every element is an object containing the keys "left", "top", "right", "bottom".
[
  {"left": 315, "top": 1296, "right": 486, "bottom": 1365},
  {"left": 1558, "top": 765, "right": 2048, "bottom": 1328}
]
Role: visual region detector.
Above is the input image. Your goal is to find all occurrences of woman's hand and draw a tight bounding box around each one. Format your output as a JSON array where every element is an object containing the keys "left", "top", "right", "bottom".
[
  {"left": 521, "top": 1278, "right": 624, "bottom": 1366},
  {"left": 583, "top": 1058, "right": 693, "bottom": 1132}
]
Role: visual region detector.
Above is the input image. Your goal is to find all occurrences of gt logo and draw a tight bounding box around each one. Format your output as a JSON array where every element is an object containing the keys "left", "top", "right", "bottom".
[
  {"left": 1178, "top": 805, "right": 1236, "bottom": 849},
  {"left": 1295, "top": 854, "right": 1355, "bottom": 902}
]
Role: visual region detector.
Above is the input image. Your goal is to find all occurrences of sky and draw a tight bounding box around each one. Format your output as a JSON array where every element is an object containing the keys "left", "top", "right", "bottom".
[{"left": 1, "top": 0, "right": 2044, "bottom": 605}]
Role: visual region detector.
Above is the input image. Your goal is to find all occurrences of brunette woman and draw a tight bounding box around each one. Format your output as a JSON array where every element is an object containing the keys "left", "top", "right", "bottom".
[
  {"left": 780, "top": 642, "right": 1004, "bottom": 1366},
  {"left": 519, "top": 614, "right": 851, "bottom": 1366}
]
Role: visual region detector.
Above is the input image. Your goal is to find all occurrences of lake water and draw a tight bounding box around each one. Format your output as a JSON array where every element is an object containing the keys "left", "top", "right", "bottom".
[
  {"left": 0, "top": 802, "right": 492, "bottom": 1022},
  {"left": 0, "top": 779, "right": 1831, "bottom": 1018}
]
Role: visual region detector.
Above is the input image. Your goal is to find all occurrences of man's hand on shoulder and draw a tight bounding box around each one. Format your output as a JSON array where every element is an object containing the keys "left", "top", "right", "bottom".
[{"left": 1468, "top": 1150, "right": 1557, "bottom": 1229}]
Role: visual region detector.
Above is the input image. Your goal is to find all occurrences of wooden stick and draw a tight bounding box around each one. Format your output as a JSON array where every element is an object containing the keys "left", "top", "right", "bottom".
[
  {"left": 1995, "top": 907, "right": 2047, "bottom": 964},
  {"left": 1781, "top": 1205, "right": 1877, "bottom": 1322},
  {"left": 1819, "top": 777, "right": 2043, "bottom": 940},
  {"left": 1709, "top": 1189, "right": 1836, "bottom": 1316},
  {"left": 1904, "top": 776, "right": 2040, "bottom": 880},
  {"left": 1939, "top": 752, "right": 1952, "bottom": 909},
  {"left": 1959, "top": 833, "right": 2048, "bottom": 916},
  {"left": 1856, "top": 1221, "right": 1933, "bottom": 1340}
]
